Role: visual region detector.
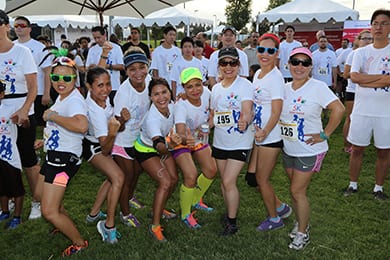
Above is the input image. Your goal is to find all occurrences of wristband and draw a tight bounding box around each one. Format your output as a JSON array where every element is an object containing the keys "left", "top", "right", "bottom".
[
  {"left": 100, "top": 55, "right": 108, "bottom": 59},
  {"left": 320, "top": 131, "right": 329, "bottom": 140},
  {"left": 153, "top": 136, "right": 166, "bottom": 150}
]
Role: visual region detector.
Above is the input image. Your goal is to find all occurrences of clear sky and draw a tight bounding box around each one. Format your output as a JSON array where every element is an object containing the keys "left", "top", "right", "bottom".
[{"left": 182, "top": 0, "right": 389, "bottom": 22}]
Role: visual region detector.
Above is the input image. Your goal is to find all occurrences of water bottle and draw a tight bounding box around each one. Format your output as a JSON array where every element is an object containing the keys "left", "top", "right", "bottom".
[{"left": 200, "top": 123, "right": 209, "bottom": 144}]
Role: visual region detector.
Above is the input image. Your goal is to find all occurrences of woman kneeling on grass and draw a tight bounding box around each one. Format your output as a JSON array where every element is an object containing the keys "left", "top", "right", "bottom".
[
  {"left": 173, "top": 67, "right": 217, "bottom": 228},
  {"left": 134, "top": 78, "right": 182, "bottom": 242},
  {"left": 83, "top": 67, "right": 126, "bottom": 244},
  {"left": 210, "top": 47, "right": 254, "bottom": 236},
  {"left": 280, "top": 47, "right": 344, "bottom": 250},
  {"left": 35, "top": 50, "right": 89, "bottom": 256}
]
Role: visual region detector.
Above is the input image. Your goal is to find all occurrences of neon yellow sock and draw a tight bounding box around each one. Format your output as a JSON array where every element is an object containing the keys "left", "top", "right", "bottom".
[
  {"left": 192, "top": 173, "right": 214, "bottom": 206},
  {"left": 180, "top": 184, "right": 195, "bottom": 219}
]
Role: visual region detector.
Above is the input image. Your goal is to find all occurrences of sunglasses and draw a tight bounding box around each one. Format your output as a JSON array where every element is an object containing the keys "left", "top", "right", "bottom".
[
  {"left": 50, "top": 74, "right": 77, "bottom": 83},
  {"left": 14, "top": 23, "right": 29, "bottom": 29},
  {"left": 257, "top": 46, "right": 278, "bottom": 55},
  {"left": 218, "top": 60, "right": 239, "bottom": 67},
  {"left": 289, "top": 58, "right": 312, "bottom": 67}
]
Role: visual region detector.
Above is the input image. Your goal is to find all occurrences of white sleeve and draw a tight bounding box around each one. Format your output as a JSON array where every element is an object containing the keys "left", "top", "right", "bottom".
[{"left": 174, "top": 101, "right": 187, "bottom": 124}]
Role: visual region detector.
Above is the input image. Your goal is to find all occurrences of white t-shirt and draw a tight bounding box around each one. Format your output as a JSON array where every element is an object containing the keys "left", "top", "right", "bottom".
[
  {"left": 280, "top": 78, "right": 337, "bottom": 156},
  {"left": 351, "top": 44, "right": 390, "bottom": 117},
  {"left": 278, "top": 40, "right": 302, "bottom": 78},
  {"left": 114, "top": 76, "right": 151, "bottom": 147},
  {"left": 85, "top": 92, "right": 113, "bottom": 143},
  {"left": 174, "top": 86, "right": 211, "bottom": 144},
  {"left": 14, "top": 39, "right": 51, "bottom": 95},
  {"left": 312, "top": 49, "right": 338, "bottom": 86},
  {"left": 86, "top": 42, "right": 123, "bottom": 91},
  {"left": 43, "top": 89, "right": 87, "bottom": 157},
  {"left": 336, "top": 48, "right": 352, "bottom": 73},
  {"left": 170, "top": 56, "right": 202, "bottom": 95},
  {"left": 345, "top": 50, "right": 357, "bottom": 93},
  {"left": 211, "top": 76, "right": 254, "bottom": 150},
  {"left": 150, "top": 45, "right": 181, "bottom": 81},
  {"left": 208, "top": 48, "right": 249, "bottom": 79},
  {"left": 0, "top": 103, "right": 21, "bottom": 170},
  {"left": 139, "top": 103, "right": 175, "bottom": 147},
  {"left": 252, "top": 67, "right": 284, "bottom": 145},
  {"left": 0, "top": 44, "right": 37, "bottom": 115}
]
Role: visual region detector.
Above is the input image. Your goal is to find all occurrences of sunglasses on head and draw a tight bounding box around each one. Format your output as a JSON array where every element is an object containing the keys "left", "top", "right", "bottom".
[
  {"left": 257, "top": 46, "right": 278, "bottom": 55},
  {"left": 50, "top": 74, "right": 77, "bottom": 83},
  {"left": 289, "top": 58, "right": 312, "bottom": 67},
  {"left": 218, "top": 59, "right": 239, "bottom": 67},
  {"left": 14, "top": 23, "right": 28, "bottom": 28}
]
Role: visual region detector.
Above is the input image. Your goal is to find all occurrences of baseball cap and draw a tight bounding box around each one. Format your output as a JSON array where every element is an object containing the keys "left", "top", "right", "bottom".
[
  {"left": 289, "top": 47, "right": 313, "bottom": 60},
  {"left": 222, "top": 26, "right": 236, "bottom": 35},
  {"left": 0, "top": 10, "right": 9, "bottom": 25},
  {"left": 181, "top": 67, "right": 203, "bottom": 84},
  {"left": 123, "top": 52, "right": 148, "bottom": 68},
  {"left": 218, "top": 47, "right": 239, "bottom": 61}
]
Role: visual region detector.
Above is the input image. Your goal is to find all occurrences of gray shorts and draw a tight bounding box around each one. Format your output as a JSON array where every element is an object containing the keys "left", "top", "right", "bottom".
[{"left": 282, "top": 151, "right": 326, "bottom": 172}]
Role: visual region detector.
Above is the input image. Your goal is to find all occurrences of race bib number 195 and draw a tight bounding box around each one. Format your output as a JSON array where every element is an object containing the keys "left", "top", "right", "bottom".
[{"left": 214, "top": 111, "right": 234, "bottom": 128}]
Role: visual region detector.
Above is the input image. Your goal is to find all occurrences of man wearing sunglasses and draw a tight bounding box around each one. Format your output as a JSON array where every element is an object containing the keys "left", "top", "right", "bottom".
[
  {"left": 121, "top": 27, "right": 151, "bottom": 60},
  {"left": 277, "top": 25, "right": 302, "bottom": 83},
  {"left": 207, "top": 26, "right": 249, "bottom": 88},
  {"left": 13, "top": 16, "right": 51, "bottom": 221}
]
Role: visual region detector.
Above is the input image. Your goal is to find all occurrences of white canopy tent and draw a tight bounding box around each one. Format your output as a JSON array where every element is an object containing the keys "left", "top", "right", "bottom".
[
  {"left": 27, "top": 15, "right": 107, "bottom": 29},
  {"left": 112, "top": 6, "right": 213, "bottom": 36},
  {"left": 257, "top": 0, "right": 359, "bottom": 26}
]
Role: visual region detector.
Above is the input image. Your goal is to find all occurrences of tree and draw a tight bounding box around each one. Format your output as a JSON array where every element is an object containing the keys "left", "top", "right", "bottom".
[
  {"left": 266, "top": 0, "right": 291, "bottom": 11},
  {"left": 225, "top": 0, "right": 251, "bottom": 32}
]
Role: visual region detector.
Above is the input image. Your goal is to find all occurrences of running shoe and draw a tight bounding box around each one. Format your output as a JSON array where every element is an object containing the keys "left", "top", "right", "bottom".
[
  {"left": 343, "top": 186, "right": 358, "bottom": 197},
  {"left": 86, "top": 211, "right": 107, "bottom": 224},
  {"left": 277, "top": 204, "right": 292, "bottom": 219},
  {"left": 28, "top": 201, "right": 41, "bottom": 220},
  {"left": 120, "top": 212, "right": 141, "bottom": 227},
  {"left": 0, "top": 212, "right": 10, "bottom": 221},
  {"left": 373, "top": 191, "right": 388, "bottom": 200},
  {"left": 193, "top": 198, "right": 214, "bottom": 212},
  {"left": 61, "top": 241, "right": 88, "bottom": 257},
  {"left": 289, "top": 221, "right": 310, "bottom": 239},
  {"left": 6, "top": 217, "right": 21, "bottom": 229},
  {"left": 289, "top": 232, "right": 310, "bottom": 250},
  {"left": 129, "top": 196, "right": 145, "bottom": 209},
  {"left": 149, "top": 224, "right": 167, "bottom": 242},
  {"left": 182, "top": 212, "right": 201, "bottom": 229},
  {"left": 256, "top": 217, "right": 284, "bottom": 231},
  {"left": 220, "top": 223, "right": 238, "bottom": 236},
  {"left": 97, "top": 220, "right": 118, "bottom": 244}
]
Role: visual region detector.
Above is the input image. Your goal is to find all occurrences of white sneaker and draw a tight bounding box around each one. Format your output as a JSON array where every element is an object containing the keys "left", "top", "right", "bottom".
[
  {"left": 289, "top": 231, "right": 310, "bottom": 250},
  {"left": 289, "top": 221, "right": 310, "bottom": 239},
  {"left": 28, "top": 201, "right": 42, "bottom": 220}
]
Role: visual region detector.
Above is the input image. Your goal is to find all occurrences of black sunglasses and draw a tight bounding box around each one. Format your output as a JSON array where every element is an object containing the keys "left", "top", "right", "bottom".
[
  {"left": 50, "top": 74, "right": 77, "bottom": 83},
  {"left": 257, "top": 46, "right": 278, "bottom": 55},
  {"left": 289, "top": 58, "right": 312, "bottom": 67},
  {"left": 219, "top": 60, "right": 239, "bottom": 67}
]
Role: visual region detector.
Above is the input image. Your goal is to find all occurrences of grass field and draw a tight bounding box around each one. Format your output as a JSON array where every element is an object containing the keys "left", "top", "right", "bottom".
[{"left": 1, "top": 122, "right": 389, "bottom": 260}]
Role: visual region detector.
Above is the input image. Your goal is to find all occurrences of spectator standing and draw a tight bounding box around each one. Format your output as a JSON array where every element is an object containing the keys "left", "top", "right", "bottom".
[
  {"left": 122, "top": 27, "right": 151, "bottom": 59},
  {"left": 309, "top": 30, "right": 335, "bottom": 52},
  {"left": 196, "top": 32, "right": 214, "bottom": 58},
  {"left": 243, "top": 31, "right": 260, "bottom": 68}
]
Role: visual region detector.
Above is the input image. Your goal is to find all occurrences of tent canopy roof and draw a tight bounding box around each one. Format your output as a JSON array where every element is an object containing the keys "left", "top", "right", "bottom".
[{"left": 257, "top": 0, "right": 359, "bottom": 24}]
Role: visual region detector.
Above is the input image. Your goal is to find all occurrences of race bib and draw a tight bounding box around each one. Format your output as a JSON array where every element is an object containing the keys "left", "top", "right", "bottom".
[
  {"left": 214, "top": 111, "right": 234, "bottom": 128},
  {"left": 279, "top": 121, "right": 298, "bottom": 141},
  {"left": 318, "top": 67, "right": 328, "bottom": 75}
]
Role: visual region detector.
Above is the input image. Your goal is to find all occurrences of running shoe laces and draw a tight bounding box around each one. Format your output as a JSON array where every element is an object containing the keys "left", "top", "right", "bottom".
[{"left": 62, "top": 240, "right": 88, "bottom": 257}]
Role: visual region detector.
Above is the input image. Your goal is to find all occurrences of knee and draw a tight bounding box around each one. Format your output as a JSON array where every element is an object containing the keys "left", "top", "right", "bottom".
[
  {"left": 41, "top": 203, "right": 57, "bottom": 221},
  {"left": 290, "top": 187, "right": 305, "bottom": 202},
  {"left": 183, "top": 172, "right": 197, "bottom": 187}
]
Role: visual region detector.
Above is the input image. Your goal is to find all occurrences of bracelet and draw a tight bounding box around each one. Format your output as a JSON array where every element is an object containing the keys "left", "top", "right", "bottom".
[
  {"left": 109, "top": 63, "right": 113, "bottom": 70},
  {"left": 320, "top": 131, "right": 329, "bottom": 140},
  {"left": 47, "top": 111, "right": 57, "bottom": 121},
  {"left": 100, "top": 55, "right": 108, "bottom": 59}
]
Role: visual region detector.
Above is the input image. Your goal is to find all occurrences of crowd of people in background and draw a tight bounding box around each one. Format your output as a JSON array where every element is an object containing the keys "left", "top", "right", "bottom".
[{"left": 0, "top": 7, "right": 389, "bottom": 257}]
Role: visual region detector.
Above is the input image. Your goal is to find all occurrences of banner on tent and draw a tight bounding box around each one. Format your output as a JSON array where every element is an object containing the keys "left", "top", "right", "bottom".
[{"left": 342, "top": 20, "right": 371, "bottom": 44}]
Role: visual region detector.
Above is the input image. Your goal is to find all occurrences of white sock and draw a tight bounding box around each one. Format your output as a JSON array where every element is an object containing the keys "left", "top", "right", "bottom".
[
  {"left": 349, "top": 182, "right": 358, "bottom": 190},
  {"left": 373, "top": 184, "right": 383, "bottom": 193}
]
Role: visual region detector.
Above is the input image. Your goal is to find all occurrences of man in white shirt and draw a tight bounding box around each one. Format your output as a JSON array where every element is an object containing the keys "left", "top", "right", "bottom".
[
  {"left": 208, "top": 26, "right": 249, "bottom": 88},
  {"left": 86, "top": 26, "right": 124, "bottom": 105},
  {"left": 336, "top": 38, "right": 352, "bottom": 100},
  {"left": 277, "top": 25, "right": 302, "bottom": 82},
  {"left": 243, "top": 31, "right": 260, "bottom": 68}
]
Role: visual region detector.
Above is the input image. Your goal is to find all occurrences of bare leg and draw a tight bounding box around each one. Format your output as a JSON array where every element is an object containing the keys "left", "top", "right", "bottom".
[
  {"left": 349, "top": 145, "right": 365, "bottom": 182},
  {"left": 375, "top": 148, "right": 390, "bottom": 186}
]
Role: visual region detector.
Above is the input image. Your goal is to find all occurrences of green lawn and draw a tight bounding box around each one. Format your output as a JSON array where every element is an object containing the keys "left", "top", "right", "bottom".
[{"left": 1, "top": 123, "right": 389, "bottom": 259}]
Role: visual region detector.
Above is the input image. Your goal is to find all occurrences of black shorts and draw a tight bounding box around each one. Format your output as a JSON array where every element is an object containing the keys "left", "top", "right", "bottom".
[
  {"left": 257, "top": 140, "right": 284, "bottom": 148},
  {"left": 211, "top": 146, "right": 250, "bottom": 162},
  {"left": 134, "top": 149, "right": 159, "bottom": 164},
  {"left": 40, "top": 150, "right": 81, "bottom": 187},
  {"left": 345, "top": 92, "right": 355, "bottom": 101},
  {"left": 17, "top": 115, "right": 38, "bottom": 167},
  {"left": 34, "top": 95, "right": 49, "bottom": 127},
  {"left": 82, "top": 138, "right": 102, "bottom": 162},
  {"left": 0, "top": 160, "right": 25, "bottom": 197}
]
